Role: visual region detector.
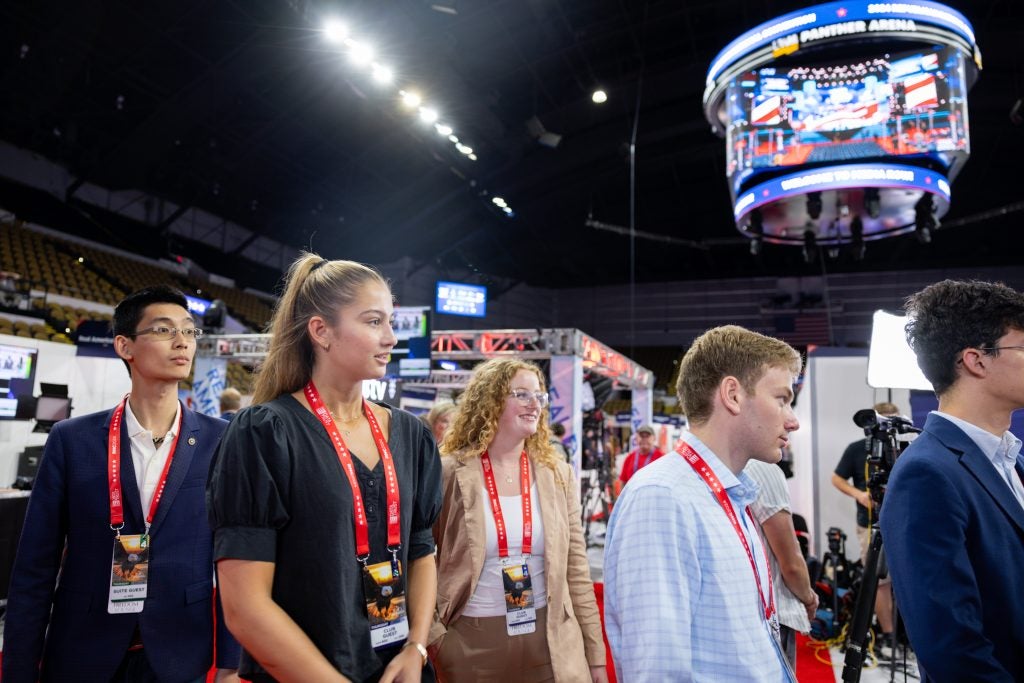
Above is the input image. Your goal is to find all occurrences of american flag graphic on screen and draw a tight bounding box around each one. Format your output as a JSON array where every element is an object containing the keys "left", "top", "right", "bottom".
[{"left": 903, "top": 73, "right": 938, "bottom": 109}]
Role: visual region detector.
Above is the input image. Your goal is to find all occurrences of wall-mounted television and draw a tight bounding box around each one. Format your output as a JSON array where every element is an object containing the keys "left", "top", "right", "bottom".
[
  {"left": 435, "top": 281, "right": 487, "bottom": 318},
  {"left": 0, "top": 342, "right": 39, "bottom": 420},
  {"left": 725, "top": 45, "right": 969, "bottom": 182}
]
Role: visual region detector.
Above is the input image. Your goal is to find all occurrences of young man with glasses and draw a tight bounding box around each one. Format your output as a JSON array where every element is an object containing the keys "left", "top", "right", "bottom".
[
  {"left": 880, "top": 279, "right": 1024, "bottom": 682},
  {"left": 3, "top": 285, "right": 240, "bottom": 683}
]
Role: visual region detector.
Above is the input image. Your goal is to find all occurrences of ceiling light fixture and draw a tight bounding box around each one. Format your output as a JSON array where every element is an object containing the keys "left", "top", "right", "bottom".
[
  {"left": 592, "top": 89, "right": 608, "bottom": 104},
  {"left": 323, "top": 20, "right": 349, "bottom": 43},
  {"left": 419, "top": 107, "right": 439, "bottom": 124},
  {"left": 400, "top": 90, "right": 421, "bottom": 108},
  {"left": 348, "top": 42, "right": 374, "bottom": 65}
]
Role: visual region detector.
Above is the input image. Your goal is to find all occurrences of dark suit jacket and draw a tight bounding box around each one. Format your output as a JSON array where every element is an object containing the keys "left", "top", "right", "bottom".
[
  {"left": 2, "top": 405, "right": 241, "bottom": 683},
  {"left": 880, "top": 413, "right": 1024, "bottom": 683}
]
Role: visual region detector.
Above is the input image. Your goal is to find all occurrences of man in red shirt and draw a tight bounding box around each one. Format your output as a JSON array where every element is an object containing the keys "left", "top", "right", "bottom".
[{"left": 619, "top": 424, "right": 665, "bottom": 485}]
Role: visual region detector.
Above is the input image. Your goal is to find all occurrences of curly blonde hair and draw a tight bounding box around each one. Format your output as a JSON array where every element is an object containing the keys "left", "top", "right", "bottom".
[{"left": 440, "top": 358, "right": 561, "bottom": 474}]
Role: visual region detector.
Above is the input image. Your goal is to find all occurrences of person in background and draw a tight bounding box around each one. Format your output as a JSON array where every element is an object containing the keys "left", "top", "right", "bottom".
[
  {"left": 220, "top": 387, "right": 242, "bottom": 422},
  {"left": 831, "top": 401, "right": 899, "bottom": 652},
  {"left": 431, "top": 358, "right": 607, "bottom": 683},
  {"left": 604, "top": 325, "right": 800, "bottom": 682},
  {"left": 207, "top": 253, "right": 443, "bottom": 682},
  {"left": 3, "top": 285, "right": 240, "bottom": 683},
  {"left": 745, "top": 459, "right": 818, "bottom": 671},
  {"left": 426, "top": 401, "right": 456, "bottom": 446},
  {"left": 881, "top": 280, "right": 1024, "bottom": 681},
  {"left": 549, "top": 421, "right": 571, "bottom": 463},
  {"left": 617, "top": 424, "right": 663, "bottom": 486}
]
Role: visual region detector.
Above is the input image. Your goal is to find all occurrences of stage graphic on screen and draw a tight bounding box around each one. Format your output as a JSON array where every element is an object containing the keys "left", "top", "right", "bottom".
[{"left": 726, "top": 46, "right": 968, "bottom": 177}]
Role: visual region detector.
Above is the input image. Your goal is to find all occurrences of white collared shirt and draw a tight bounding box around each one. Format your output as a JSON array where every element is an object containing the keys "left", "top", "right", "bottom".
[
  {"left": 933, "top": 411, "right": 1024, "bottom": 511},
  {"left": 124, "top": 400, "right": 181, "bottom": 518}
]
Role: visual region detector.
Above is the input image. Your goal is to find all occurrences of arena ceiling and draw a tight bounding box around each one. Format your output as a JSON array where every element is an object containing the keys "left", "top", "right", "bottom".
[{"left": 0, "top": 0, "right": 1022, "bottom": 289}]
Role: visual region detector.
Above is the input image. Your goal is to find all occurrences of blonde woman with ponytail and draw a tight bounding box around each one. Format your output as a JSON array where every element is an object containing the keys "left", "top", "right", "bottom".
[
  {"left": 429, "top": 358, "right": 607, "bottom": 683},
  {"left": 207, "top": 253, "right": 442, "bottom": 683}
]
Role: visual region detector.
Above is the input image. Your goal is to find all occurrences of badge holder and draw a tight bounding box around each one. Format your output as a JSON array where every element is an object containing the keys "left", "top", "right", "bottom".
[
  {"left": 502, "top": 556, "right": 537, "bottom": 636},
  {"left": 108, "top": 524, "right": 150, "bottom": 614},
  {"left": 361, "top": 547, "right": 409, "bottom": 648}
]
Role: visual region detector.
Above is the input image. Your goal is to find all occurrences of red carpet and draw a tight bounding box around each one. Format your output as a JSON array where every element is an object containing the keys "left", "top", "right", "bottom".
[
  {"left": 795, "top": 633, "right": 835, "bottom": 682},
  {"left": 593, "top": 582, "right": 616, "bottom": 683}
]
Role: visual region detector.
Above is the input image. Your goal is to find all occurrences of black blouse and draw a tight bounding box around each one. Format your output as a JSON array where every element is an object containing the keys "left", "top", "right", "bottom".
[{"left": 207, "top": 395, "right": 442, "bottom": 682}]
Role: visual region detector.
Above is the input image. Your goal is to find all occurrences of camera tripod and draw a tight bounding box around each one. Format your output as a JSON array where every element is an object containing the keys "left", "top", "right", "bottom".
[{"left": 841, "top": 523, "right": 907, "bottom": 682}]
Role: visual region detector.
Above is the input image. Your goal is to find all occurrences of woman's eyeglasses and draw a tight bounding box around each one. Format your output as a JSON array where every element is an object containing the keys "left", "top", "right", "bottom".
[{"left": 509, "top": 389, "right": 549, "bottom": 407}]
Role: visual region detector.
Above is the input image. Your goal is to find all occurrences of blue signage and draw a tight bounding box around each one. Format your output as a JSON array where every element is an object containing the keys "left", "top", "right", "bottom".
[{"left": 436, "top": 281, "right": 487, "bottom": 318}]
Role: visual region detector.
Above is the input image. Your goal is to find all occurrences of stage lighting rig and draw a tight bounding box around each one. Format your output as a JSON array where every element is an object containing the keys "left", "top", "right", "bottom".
[
  {"left": 806, "top": 192, "right": 823, "bottom": 221},
  {"left": 915, "top": 194, "right": 937, "bottom": 243}
]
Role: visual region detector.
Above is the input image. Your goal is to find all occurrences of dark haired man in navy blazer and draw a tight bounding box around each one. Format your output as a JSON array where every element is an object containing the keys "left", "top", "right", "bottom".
[
  {"left": 881, "top": 279, "right": 1024, "bottom": 682},
  {"left": 3, "top": 285, "right": 240, "bottom": 682}
]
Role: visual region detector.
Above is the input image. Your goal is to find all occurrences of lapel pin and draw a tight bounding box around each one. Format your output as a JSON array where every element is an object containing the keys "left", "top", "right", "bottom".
[{"left": 188, "top": 436, "right": 197, "bottom": 446}]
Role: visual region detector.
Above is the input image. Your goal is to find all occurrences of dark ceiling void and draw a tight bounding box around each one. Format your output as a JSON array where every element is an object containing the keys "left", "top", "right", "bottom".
[{"left": 0, "top": 0, "right": 1021, "bottom": 288}]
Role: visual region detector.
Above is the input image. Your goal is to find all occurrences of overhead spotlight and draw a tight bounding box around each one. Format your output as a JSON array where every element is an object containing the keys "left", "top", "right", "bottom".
[
  {"left": 850, "top": 215, "right": 865, "bottom": 260},
  {"left": 592, "top": 89, "right": 608, "bottom": 104},
  {"left": 371, "top": 64, "right": 393, "bottom": 84},
  {"left": 323, "top": 19, "right": 349, "bottom": 43},
  {"left": 915, "top": 193, "right": 937, "bottom": 244},
  {"left": 802, "top": 229, "right": 819, "bottom": 264},
  {"left": 435, "top": 123, "right": 453, "bottom": 137},
  {"left": 400, "top": 90, "right": 422, "bottom": 108},
  {"left": 419, "top": 107, "right": 439, "bottom": 124},
  {"left": 456, "top": 143, "right": 473, "bottom": 155},
  {"left": 467, "top": 153, "right": 477, "bottom": 161},
  {"left": 863, "top": 187, "right": 881, "bottom": 219},
  {"left": 492, "top": 197, "right": 507, "bottom": 207},
  {"left": 502, "top": 206, "right": 513, "bottom": 215},
  {"left": 348, "top": 41, "right": 374, "bottom": 65},
  {"left": 806, "top": 192, "right": 823, "bottom": 221},
  {"left": 448, "top": 134, "right": 459, "bottom": 143}
]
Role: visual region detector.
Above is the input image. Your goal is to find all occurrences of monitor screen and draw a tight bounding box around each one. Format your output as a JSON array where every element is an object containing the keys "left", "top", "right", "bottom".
[
  {"left": 0, "top": 343, "right": 38, "bottom": 420},
  {"left": 35, "top": 395, "right": 71, "bottom": 422},
  {"left": 435, "top": 281, "right": 487, "bottom": 318},
  {"left": 725, "top": 45, "right": 969, "bottom": 180},
  {"left": 387, "top": 306, "right": 432, "bottom": 378}
]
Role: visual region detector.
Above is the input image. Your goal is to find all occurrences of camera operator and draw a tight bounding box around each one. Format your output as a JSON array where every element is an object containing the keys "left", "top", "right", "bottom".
[
  {"left": 830, "top": 401, "right": 899, "bottom": 655},
  {"left": 880, "top": 280, "right": 1024, "bottom": 682}
]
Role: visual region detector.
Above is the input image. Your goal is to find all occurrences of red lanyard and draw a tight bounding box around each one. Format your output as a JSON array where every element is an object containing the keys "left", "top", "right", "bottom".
[
  {"left": 304, "top": 381, "right": 401, "bottom": 560},
  {"left": 107, "top": 396, "right": 183, "bottom": 534},
  {"left": 480, "top": 450, "right": 532, "bottom": 557},
  {"left": 676, "top": 441, "right": 775, "bottom": 622}
]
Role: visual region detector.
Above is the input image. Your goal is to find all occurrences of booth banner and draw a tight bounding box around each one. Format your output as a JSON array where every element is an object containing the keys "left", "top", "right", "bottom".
[
  {"left": 192, "top": 356, "right": 227, "bottom": 417},
  {"left": 631, "top": 385, "right": 653, "bottom": 447},
  {"left": 75, "top": 320, "right": 117, "bottom": 359},
  {"left": 549, "top": 354, "right": 583, "bottom": 481}
]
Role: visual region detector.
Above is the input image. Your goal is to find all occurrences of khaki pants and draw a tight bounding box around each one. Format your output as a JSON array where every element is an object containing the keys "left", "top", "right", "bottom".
[{"left": 435, "top": 606, "right": 554, "bottom": 683}]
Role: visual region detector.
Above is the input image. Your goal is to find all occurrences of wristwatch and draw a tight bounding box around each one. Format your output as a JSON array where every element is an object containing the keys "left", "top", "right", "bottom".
[{"left": 403, "top": 639, "right": 428, "bottom": 667}]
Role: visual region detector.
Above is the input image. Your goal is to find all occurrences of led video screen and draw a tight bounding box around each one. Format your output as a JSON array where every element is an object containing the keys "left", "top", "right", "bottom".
[{"left": 725, "top": 46, "right": 969, "bottom": 178}]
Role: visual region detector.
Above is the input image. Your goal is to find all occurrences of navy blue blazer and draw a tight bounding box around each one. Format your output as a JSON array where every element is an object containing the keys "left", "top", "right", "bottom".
[
  {"left": 880, "top": 413, "right": 1024, "bottom": 682},
  {"left": 2, "top": 404, "right": 241, "bottom": 683}
]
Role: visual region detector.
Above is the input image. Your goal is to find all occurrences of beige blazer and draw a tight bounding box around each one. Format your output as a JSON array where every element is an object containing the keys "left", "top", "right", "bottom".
[{"left": 430, "top": 451, "right": 605, "bottom": 681}]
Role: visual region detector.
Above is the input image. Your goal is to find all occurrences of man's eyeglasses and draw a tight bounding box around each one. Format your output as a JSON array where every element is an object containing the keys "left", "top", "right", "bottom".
[
  {"left": 133, "top": 326, "right": 204, "bottom": 341},
  {"left": 980, "top": 346, "right": 1024, "bottom": 353},
  {"left": 509, "top": 389, "right": 549, "bottom": 407}
]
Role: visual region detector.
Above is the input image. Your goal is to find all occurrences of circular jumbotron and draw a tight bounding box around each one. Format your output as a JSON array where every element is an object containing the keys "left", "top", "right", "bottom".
[{"left": 703, "top": 1, "right": 981, "bottom": 246}]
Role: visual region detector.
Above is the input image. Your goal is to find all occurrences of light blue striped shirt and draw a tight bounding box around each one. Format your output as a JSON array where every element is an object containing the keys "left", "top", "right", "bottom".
[{"left": 604, "top": 432, "right": 794, "bottom": 682}]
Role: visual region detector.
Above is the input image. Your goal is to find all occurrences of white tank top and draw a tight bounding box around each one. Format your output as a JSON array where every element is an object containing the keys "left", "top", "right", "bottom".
[{"left": 462, "top": 483, "right": 548, "bottom": 617}]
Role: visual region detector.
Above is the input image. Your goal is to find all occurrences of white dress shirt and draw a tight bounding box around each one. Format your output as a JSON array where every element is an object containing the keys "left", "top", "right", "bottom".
[
  {"left": 124, "top": 399, "right": 181, "bottom": 522},
  {"left": 933, "top": 411, "right": 1024, "bottom": 511}
]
